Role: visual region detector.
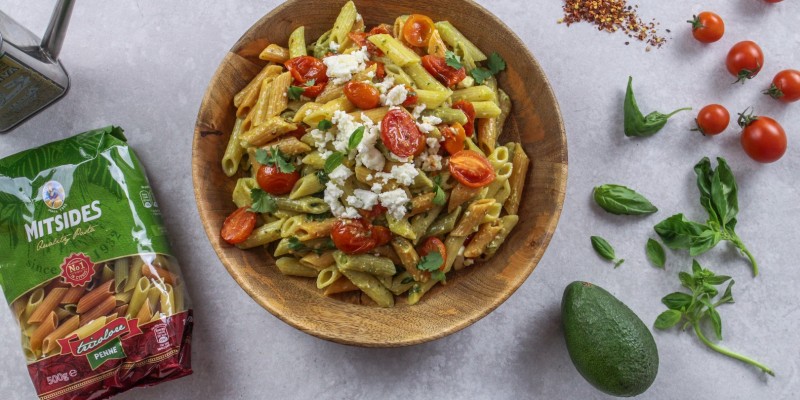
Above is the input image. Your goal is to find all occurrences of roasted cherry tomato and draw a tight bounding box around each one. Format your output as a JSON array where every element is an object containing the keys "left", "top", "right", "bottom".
[
  {"left": 688, "top": 12, "right": 725, "bottom": 43},
  {"left": 417, "top": 237, "right": 447, "bottom": 271},
  {"left": 442, "top": 123, "right": 466, "bottom": 155},
  {"left": 359, "top": 204, "right": 387, "bottom": 221},
  {"left": 366, "top": 61, "right": 386, "bottom": 80},
  {"left": 452, "top": 100, "right": 476, "bottom": 137},
  {"left": 726, "top": 41, "right": 764, "bottom": 83},
  {"left": 402, "top": 14, "right": 435, "bottom": 47},
  {"left": 285, "top": 125, "right": 307, "bottom": 140},
  {"left": 695, "top": 104, "right": 730, "bottom": 136},
  {"left": 331, "top": 218, "right": 388, "bottom": 254},
  {"left": 344, "top": 81, "right": 381, "bottom": 110},
  {"left": 256, "top": 164, "right": 300, "bottom": 195},
  {"left": 221, "top": 207, "right": 257, "bottom": 245},
  {"left": 284, "top": 56, "right": 328, "bottom": 98},
  {"left": 764, "top": 69, "right": 800, "bottom": 103},
  {"left": 738, "top": 111, "right": 787, "bottom": 163},
  {"left": 421, "top": 55, "right": 467, "bottom": 88},
  {"left": 449, "top": 150, "right": 496, "bottom": 188},
  {"left": 402, "top": 85, "right": 418, "bottom": 107},
  {"left": 381, "top": 108, "right": 425, "bottom": 157}
]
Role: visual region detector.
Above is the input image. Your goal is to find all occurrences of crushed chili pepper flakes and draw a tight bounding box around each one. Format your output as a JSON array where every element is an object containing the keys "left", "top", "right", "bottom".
[{"left": 561, "top": 0, "right": 668, "bottom": 49}]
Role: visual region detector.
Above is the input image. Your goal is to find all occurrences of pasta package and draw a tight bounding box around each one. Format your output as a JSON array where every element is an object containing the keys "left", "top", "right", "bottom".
[{"left": 0, "top": 126, "right": 193, "bottom": 400}]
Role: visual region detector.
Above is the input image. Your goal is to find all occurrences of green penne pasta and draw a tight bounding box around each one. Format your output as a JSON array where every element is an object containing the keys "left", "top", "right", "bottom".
[
  {"left": 426, "top": 206, "right": 461, "bottom": 237},
  {"left": 236, "top": 219, "right": 284, "bottom": 249},
  {"left": 340, "top": 269, "right": 394, "bottom": 308},
  {"left": 333, "top": 251, "right": 396, "bottom": 277},
  {"left": 404, "top": 62, "right": 449, "bottom": 92},
  {"left": 452, "top": 86, "right": 496, "bottom": 103},
  {"left": 425, "top": 108, "right": 467, "bottom": 125},
  {"left": 368, "top": 34, "right": 420, "bottom": 66},
  {"left": 221, "top": 118, "right": 245, "bottom": 177},
  {"left": 276, "top": 257, "right": 319, "bottom": 278},
  {"left": 290, "top": 173, "right": 325, "bottom": 199},
  {"left": 472, "top": 101, "right": 502, "bottom": 118},
  {"left": 275, "top": 196, "right": 330, "bottom": 214}
]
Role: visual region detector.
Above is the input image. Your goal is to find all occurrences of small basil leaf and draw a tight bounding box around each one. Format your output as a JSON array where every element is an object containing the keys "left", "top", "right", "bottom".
[
  {"left": 688, "top": 229, "right": 721, "bottom": 256},
  {"left": 348, "top": 126, "right": 365, "bottom": 150},
  {"left": 662, "top": 292, "right": 693, "bottom": 310},
  {"left": 701, "top": 298, "right": 723, "bottom": 340},
  {"left": 719, "top": 280, "right": 735, "bottom": 304},
  {"left": 593, "top": 184, "right": 658, "bottom": 215},
  {"left": 323, "top": 152, "right": 345, "bottom": 174},
  {"left": 646, "top": 239, "right": 666, "bottom": 268},
  {"left": 678, "top": 271, "right": 695, "bottom": 289},
  {"left": 624, "top": 76, "right": 691, "bottom": 137},
  {"left": 654, "top": 214, "right": 710, "bottom": 250},
  {"left": 691, "top": 259, "right": 703, "bottom": 276},
  {"left": 654, "top": 309, "right": 683, "bottom": 330},
  {"left": 590, "top": 236, "right": 616, "bottom": 261},
  {"left": 704, "top": 275, "right": 732, "bottom": 285}
]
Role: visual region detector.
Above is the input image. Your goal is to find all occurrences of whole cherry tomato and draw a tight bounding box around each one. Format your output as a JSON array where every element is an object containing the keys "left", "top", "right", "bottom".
[
  {"left": 442, "top": 123, "right": 466, "bottom": 155},
  {"left": 421, "top": 55, "right": 466, "bottom": 88},
  {"left": 402, "top": 85, "right": 418, "bottom": 107},
  {"left": 417, "top": 237, "right": 447, "bottom": 271},
  {"left": 331, "top": 218, "right": 389, "bottom": 254},
  {"left": 688, "top": 12, "right": 725, "bottom": 43},
  {"left": 402, "top": 14, "right": 435, "bottom": 47},
  {"left": 764, "top": 69, "right": 800, "bottom": 103},
  {"left": 694, "top": 104, "right": 730, "bottom": 136},
  {"left": 381, "top": 108, "right": 425, "bottom": 157},
  {"left": 452, "top": 100, "right": 476, "bottom": 137},
  {"left": 221, "top": 207, "right": 257, "bottom": 245},
  {"left": 726, "top": 41, "right": 764, "bottom": 84},
  {"left": 344, "top": 81, "right": 381, "bottom": 109},
  {"left": 448, "top": 150, "right": 496, "bottom": 188},
  {"left": 738, "top": 110, "right": 787, "bottom": 163},
  {"left": 256, "top": 164, "right": 300, "bottom": 195},
  {"left": 284, "top": 56, "right": 328, "bottom": 98}
]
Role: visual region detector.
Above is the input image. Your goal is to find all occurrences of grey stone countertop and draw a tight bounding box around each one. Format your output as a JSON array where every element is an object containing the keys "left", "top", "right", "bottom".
[{"left": 1, "top": 1, "right": 798, "bottom": 399}]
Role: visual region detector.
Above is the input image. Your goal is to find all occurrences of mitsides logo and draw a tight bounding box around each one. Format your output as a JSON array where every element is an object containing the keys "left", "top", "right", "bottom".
[
  {"left": 42, "top": 181, "right": 65, "bottom": 210},
  {"left": 24, "top": 184, "right": 102, "bottom": 242}
]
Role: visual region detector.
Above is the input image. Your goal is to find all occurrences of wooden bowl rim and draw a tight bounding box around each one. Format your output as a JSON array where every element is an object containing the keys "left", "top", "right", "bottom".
[{"left": 192, "top": 0, "right": 568, "bottom": 347}]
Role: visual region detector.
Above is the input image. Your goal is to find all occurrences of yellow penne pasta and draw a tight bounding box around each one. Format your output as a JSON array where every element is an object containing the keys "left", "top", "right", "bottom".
[
  {"left": 259, "top": 43, "right": 290, "bottom": 63},
  {"left": 504, "top": 142, "right": 530, "bottom": 215}
]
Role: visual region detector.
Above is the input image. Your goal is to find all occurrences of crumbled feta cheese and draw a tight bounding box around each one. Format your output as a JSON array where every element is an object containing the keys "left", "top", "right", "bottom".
[
  {"left": 381, "top": 85, "right": 408, "bottom": 107},
  {"left": 371, "top": 183, "right": 383, "bottom": 194},
  {"left": 359, "top": 147, "right": 385, "bottom": 171},
  {"left": 426, "top": 137, "right": 441, "bottom": 153},
  {"left": 374, "top": 76, "right": 395, "bottom": 94},
  {"left": 379, "top": 189, "right": 410, "bottom": 219},
  {"left": 324, "top": 182, "right": 346, "bottom": 217},
  {"left": 356, "top": 13, "right": 363, "bottom": 22},
  {"left": 420, "top": 154, "right": 443, "bottom": 171},
  {"left": 417, "top": 115, "right": 443, "bottom": 134},
  {"left": 310, "top": 128, "right": 335, "bottom": 159},
  {"left": 341, "top": 207, "right": 361, "bottom": 219},
  {"left": 366, "top": 71, "right": 376, "bottom": 79},
  {"left": 328, "top": 164, "right": 353, "bottom": 185},
  {"left": 329, "top": 40, "right": 340, "bottom": 52},
  {"left": 323, "top": 47, "right": 370, "bottom": 85},
  {"left": 412, "top": 104, "right": 427, "bottom": 119},
  {"left": 347, "top": 189, "right": 379, "bottom": 210},
  {"left": 377, "top": 163, "right": 419, "bottom": 186},
  {"left": 366, "top": 174, "right": 373, "bottom": 180},
  {"left": 387, "top": 153, "right": 410, "bottom": 163}
]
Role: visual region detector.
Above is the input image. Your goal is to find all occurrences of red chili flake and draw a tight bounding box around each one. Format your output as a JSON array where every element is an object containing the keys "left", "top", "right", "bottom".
[{"left": 560, "top": 0, "right": 667, "bottom": 49}]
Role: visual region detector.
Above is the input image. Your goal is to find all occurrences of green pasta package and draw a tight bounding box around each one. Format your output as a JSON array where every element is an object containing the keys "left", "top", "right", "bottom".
[{"left": 0, "top": 126, "right": 193, "bottom": 400}]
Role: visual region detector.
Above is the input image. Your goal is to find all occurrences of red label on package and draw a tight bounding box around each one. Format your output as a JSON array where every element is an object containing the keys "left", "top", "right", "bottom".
[
  {"left": 56, "top": 317, "right": 143, "bottom": 357},
  {"left": 59, "top": 253, "right": 95, "bottom": 287}
]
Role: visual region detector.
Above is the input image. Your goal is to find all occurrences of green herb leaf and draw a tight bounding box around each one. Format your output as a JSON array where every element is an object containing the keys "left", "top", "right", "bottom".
[
  {"left": 590, "top": 236, "right": 623, "bottom": 267},
  {"left": 470, "top": 67, "right": 493, "bottom": 84},
  {"left": 701, "top": 298, "right": 723, "bottom": 340},
  {"left": 287, "top": 237, "right": 308, "bottom": 252},
  {"left": 430, "top": 270, "right": 446, "bottom": 282},
  {"left": 316, "top": 170, "right": 330, "bottom": 184},
  {"left": 646, "top": 239, "right": 666, "bottom": 268},
  {"left": 318, "top": 119, "right": 333, "bottom": 131},
  {"left": 304, "top": 78, "right": 316, "bottom": 87},
  {"left": 593, "top": 184, "right": 658, "bottom": 215},
  {"left": 704, "top": 275, "right": 732, "bottom": 286},
  {"left": 624, "top": 76, "right": 691, "bottom": 137},
  {"left": 654, "top": 310, "right": 682, "bottom": 329},
  {"left": 445, "top": 50, "right": 463, "bottom": 70},
  {"left": 719, "top": 280, "right": 735, "bottom": 304},
  {"left": 323, "top": 152, "right": 345, "bottom": 174},
  {"left": 432, "top": 185, "right": 446, "bottom": 206},
  {"left": 249, "top": 189, "right": 277, "bottom": 213},
  {"left": 661, "top": 292, "right": 692, "bottom": 310},
  {"left": 256, "top": 147, "right": 296, "bottom": 173},
  {"left": 348, "top": 126, "right": 365, "bottom": 150},
  {"left": 417, "top": 251, "right": 444, "bottom": 272},
  {"left": 678, "top": 271, "right": 695, "bottom": 290},
  {"left": 288, "top": 85, "right": 305, "bottom": 100},
  {"left": 400, "top": 276, "right": 414, "bottom": 285},
  {"left": 654, "top": 214, "right": 712, "bottom": 251},
  {"left": 487, "top": 52, "right": 506, "bottom": 74}
]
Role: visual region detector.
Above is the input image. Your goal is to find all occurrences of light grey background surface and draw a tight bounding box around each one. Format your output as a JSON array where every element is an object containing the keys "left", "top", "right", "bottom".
[{"left": 1, "top": 1, "right": 798, "bottom": 399}]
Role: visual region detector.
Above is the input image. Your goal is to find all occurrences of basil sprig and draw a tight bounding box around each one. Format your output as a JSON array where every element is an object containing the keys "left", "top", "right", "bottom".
[
  {"left": 624, "top": 76, "right": 691, "bottom": 137},
  {"left": 654, "top": 157, "right": 758, "bottom": 276},
  {"left": 593, "top": 184, "right": 658, "bottom": 215}
]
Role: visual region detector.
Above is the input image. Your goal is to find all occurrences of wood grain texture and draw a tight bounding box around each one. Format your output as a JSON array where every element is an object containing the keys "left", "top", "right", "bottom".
[{"left": 192, "top": 0, "right": 567, "bottom": 347}]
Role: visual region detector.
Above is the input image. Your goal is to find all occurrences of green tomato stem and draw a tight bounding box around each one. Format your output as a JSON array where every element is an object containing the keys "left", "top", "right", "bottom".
[{"left": 692, "top": 322, "right": 774, "bottom": 376}]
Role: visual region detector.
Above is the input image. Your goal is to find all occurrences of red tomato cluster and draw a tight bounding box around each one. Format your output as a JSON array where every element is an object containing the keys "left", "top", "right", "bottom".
[{"left": 284, "top": 56, "right": 328, "bottom": 98}]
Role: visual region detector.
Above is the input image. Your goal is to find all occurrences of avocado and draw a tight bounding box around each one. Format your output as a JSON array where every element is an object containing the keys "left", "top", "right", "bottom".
[{"left": 561, "top": 281, "right": 658, "bottom": 397}]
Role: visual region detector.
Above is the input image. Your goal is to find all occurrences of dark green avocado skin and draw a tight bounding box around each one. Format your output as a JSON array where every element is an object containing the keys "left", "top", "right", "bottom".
[{"left": 561, "top": 281, "right": 659, "bottom": 397}]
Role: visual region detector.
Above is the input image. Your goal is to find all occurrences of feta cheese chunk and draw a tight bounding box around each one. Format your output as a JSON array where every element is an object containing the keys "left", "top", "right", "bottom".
[
  {"left": 379, "top": 189, "right": 410, "bottom": 220},
  {"left": 381, "top": 85, "right": 408, "bottom": 107},
  {"left": 323, "top": 47, "right": 370, "bottom": 85}
]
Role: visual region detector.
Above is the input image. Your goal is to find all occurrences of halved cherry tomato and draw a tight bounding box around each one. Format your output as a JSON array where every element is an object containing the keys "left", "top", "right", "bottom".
[
  {"left": 359, "top": 204, "right": 387, "bottom": 221},
  {"left": 764, "top": 69, "right": 800, "bottom": 103},
  {"left": 402, "top": 85, "right": 418, "bottom": 107},
  {"left": 286, "top": 125, "right": 307, "bottom": 140},
  {"left": 449, "top": 150, "right": 496, "bottom": 188},
  {"left": 695, "top": 104, "right": 730, "bottom": 136},
  {"left": 726, "top": 41, "right": 764, "bottom": 84},
  {"left": 370, "top": 24, "right": 392, "bottom": 36},
  {"left": 381, "top": 108, "right": 425, "bottom": 157},
  {"left": 688, "top": 12, "right": 724, "bottom": 44},
  {"left": 348, "top": 25, "right": 392, "bottom": 57},
  {"left": 331, "top": 218, "right": 389, "bottom": 254},
  {"left": 344, "top": 81, "right": 381, "bottom": 109},
  {"left": 402, "top": 14, "right": 435, "bottom": 47},
  {"left": 284, "top": 56, "right": 328, "bottom": 98},
  {"left": 366, "top": 61, "right": 386, "bottom": 80},
  {"left": 421, "top": 55, "right": 466, "bottom": 88},
  {"left": 452, "top": 100, "right": 476, "bottom": 137},
  {"left": 442, "top": 123, "right": 466, "bottom": 155},
  {"left": 256, "top": 165, "right": 300, "bottom": 195},
  {"left": 418, "top": 237, "right": 447, "bottom": 271},
  {"left": 221, "top": 207, "right": 257, "bottom": 245},
  {"left": 738, "top": 111, "right": 787, "bottom": 163}
]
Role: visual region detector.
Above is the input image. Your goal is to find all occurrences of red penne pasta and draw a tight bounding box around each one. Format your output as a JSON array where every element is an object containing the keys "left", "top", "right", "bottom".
[
  {"left": 27, "top": 287, "right": 68, "bottom": 325},
  {"left": 79, "top": 295, "right": 116, "bottom": 327},
  {"left": 41, "top": 315, "right": 79, "bottom": 354},
  {"left": 60, "top": 285, "right": 85, "bottom": 304},
  {"left": 75, "top": 280, "right": 113, "bottom": 314},
  {"left": 29, "top": 311, "right": 58, "bottom": 353},
  {"left": 142, "top": 263, "right": 178, "bottom": 285}
]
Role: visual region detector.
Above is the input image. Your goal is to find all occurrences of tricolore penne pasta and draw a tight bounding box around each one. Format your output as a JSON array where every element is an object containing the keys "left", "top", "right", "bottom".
[{"left": 219, "top": 1, "right": 529, "bottom": 307}]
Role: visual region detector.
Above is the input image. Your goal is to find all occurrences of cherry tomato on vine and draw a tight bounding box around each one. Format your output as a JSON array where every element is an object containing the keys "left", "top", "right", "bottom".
[
  {"left": 726, "top": 41, "right": 764, "bottom": 84},
  {"left": 284, "top": 56, "right": 328, "bottom": 98},
  {"left": 688, "top": 12, "right": 725, "bottom": 43},
  {"left": 344, "top": 81, "right": 381, "bottom": 109},
  {"left": 256, "top": 164, "right": 299, "bottom": 195},
  {"left": 738, "top": 110, "right": 787, "bottom": 163},
  {"left": 694, "top": 104, "right": 730, "bottom": 136},
  {"left": 449, "top": 150, "right": 495, "bottom": 188},
  {"left": 402, "top": 14, "right": 435, "bottom": 47},
  {"left": 421, "top": 55, "right": 467, "bottom": 88},
  {"left": 452, "top": 100, "right": 476, "bottom": 137},
  {"left": 417, "top": 237, "right": 447, "bottom": 271},
  {"left": 764, "top": 69, "right": 800, "bottom": 103},
  {"left": 221, "top": 207, "right": 257, "bottom": 245},
  {"left": 331, "top": 218, "right": 390, "bottom": 254},
  {"left": 381, "top": 108, "right": 425, "bottom": 157},
  {"left": 442, "top": 123, "right": 466, "bottom": 155}
]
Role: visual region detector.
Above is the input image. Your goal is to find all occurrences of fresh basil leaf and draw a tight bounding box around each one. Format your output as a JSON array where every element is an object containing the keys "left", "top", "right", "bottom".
[
  {"left": 624, "top": 76, "right": 691, "bottom": 137},
  {"left": 348, "top": 126, "right": 365, "bottom": 150},
  {"left": 701, "top": 298, "right": 723, "bottom": 340},
  {"left": 590, "top": 236, "right": 616, "bottom": 261},
  {"left": 318, "top": 119, "right": 333, "bottom": 131},
  {"left": 654, "top": 309, "right": 682, "bottom": 329},
  {"left": 417, "top": 251, "right": 444, "bottom": 272},
  {"left": 470, "top": 67, "right": 493, "bottom": 84},
  {"left": 487, "top": 52, "right": 506, "bottom": 75},
  {"left": 646, "top": 239, "right": 666, "bottom": 268},
  {"left": 593, "top": 184, "right": 658, "bottom": 215},
  {"left": 678, "top": 272, "right": 695, "bottom": 290},
  {"left": 430, "top": 270, "right": 446, "bottom": 282},
  {"left": 287, "top": 237, "right": 308, "bottom": 252},
  {"left": 662, "top": 292, "right": 693, "bottom": 311},
  {"left": 433, "top": 185, "right": 446, "bottom": 206},
  {"left": 445, "top": 50, "right": 463, "bottom": 70},
  {"left": 710, "top": 157, "right": 738, "bottom": 227},
  {"left": 691, "top": 259, "right": 703, "bottom": 276},
  {"left": 323, "top": 152, "right": 345, "bottom": 174},
  {"left": 249, "top": 189, "right": 277, "bottom": 213},
  {"left": 288, "top": 85, "right": 305, "bottom": 100},
  {"left": 694, "top": 157, "right": 714, "bottom": 211},
  {"left": 654, "top": 214, "right": 710, "bottom": 250},
  {"left": 719, "top": 280, "right": 735, "bottom": 304},
  {"left": 704, "top": 275, "right": 732, "bottom": 286},
  {"left": 688, "top": 229, "right": 721, "bottom": 256}
]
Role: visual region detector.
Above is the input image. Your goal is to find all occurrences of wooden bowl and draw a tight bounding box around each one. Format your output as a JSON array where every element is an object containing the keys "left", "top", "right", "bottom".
[{"left": 192, "top": 0, "right": 567, "bottom": 347}]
